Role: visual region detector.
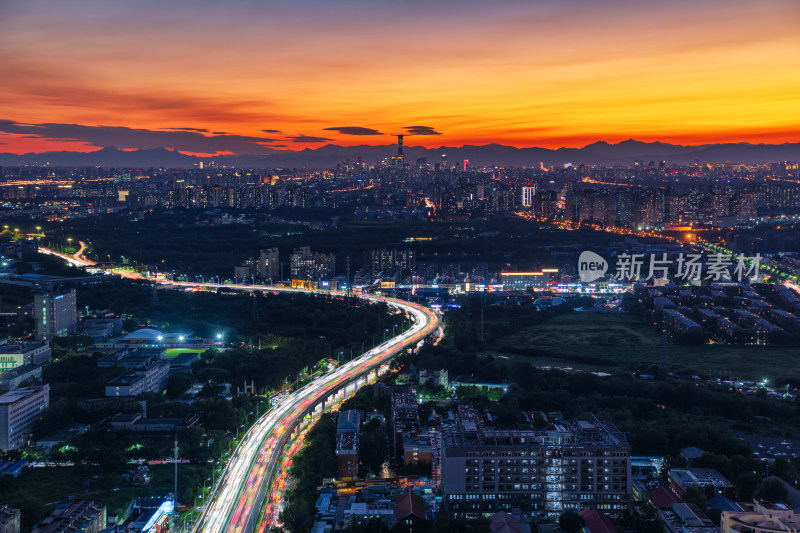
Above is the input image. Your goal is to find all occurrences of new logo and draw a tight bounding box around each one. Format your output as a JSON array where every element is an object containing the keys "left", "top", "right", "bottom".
[{"left": 578, "top": 251, "right": 608, "bottom": 282}]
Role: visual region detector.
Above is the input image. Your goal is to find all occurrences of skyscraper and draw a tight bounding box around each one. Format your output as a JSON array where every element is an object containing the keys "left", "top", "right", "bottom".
[
  {"left": 521, "top": 186, "right": 536, "bottom": 207},
  {"left": 34, "top": 289, "right": 77, "bottom": 341},
  {"left": 392, "top": 135, "right": 405, "bottom": 169}
]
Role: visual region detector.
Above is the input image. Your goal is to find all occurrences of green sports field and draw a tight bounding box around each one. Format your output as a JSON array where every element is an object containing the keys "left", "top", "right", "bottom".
[{"left": 165, "top": 348, "right": 207, "bottom": 358}]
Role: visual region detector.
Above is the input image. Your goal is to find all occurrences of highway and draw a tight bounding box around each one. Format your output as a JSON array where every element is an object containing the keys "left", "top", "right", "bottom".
[
  {"left": 191, "top": 291, "right": 438, "bottom": 533},
  {"left": 38, "top": 245, "right": 441, "bottom": 532}
]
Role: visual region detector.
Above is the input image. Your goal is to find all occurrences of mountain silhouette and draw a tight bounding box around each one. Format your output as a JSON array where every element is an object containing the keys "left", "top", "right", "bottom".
[{"left": 1, "top": 140, "right": 798, "bottom": 168}]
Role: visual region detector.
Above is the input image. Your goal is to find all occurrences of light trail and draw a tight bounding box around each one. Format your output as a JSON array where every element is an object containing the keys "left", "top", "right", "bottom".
[
  {"left": 38, "top": 244, "right": 440, "bottom": 533},
  {"left": 191, "top": 290, "right": 438, "bottom": 533}
]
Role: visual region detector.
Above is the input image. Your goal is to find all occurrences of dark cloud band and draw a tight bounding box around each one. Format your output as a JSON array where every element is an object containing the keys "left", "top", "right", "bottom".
[
  {"left": 323, "top": 126, "right": 383, "bottom": 136},
  {"left": 0, "top": 120, "right": 278, "bottom": 154},
  {"left": 404, "top": 125, "right": 441, "bottom": 135}
]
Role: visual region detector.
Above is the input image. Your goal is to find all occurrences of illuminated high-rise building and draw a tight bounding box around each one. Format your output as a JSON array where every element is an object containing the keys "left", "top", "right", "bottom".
[{"left": 521, "top": 186, "right": 536, "bottom": 207}]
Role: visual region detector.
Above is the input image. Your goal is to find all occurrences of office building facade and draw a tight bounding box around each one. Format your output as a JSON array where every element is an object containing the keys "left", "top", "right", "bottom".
[
  {"left": 34, "top": 289, "right": 77, "bottom": 341},
  {"left": 441, "top": 413, "right": 630, "bottom": 519},
  {"left": 0, "top": 384, "right": 50, "bottom": 451}
]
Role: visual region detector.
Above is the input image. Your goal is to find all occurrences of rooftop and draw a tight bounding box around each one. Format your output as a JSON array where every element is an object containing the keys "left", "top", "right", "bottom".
[
  {"left": 442, "top": 412, "right": 628, "bottom": 449},
  {"left": 0, "top": 384, "right": 48, "bottom": 406},
  {"left": 670, "top": 468, "right": 734, "bottom": 489}
]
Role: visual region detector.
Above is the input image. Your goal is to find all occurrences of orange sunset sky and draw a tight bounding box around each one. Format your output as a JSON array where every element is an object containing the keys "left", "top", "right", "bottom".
[{"left": 0, "top": 0, "right": 798, "bottom": 156}]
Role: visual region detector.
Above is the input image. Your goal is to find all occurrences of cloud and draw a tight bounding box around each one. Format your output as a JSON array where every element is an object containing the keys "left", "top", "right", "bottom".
[
  {"left": 286, "top": 134, "right": 333, "bottom": 143},
  {"left": 163, "top": 127, "right": 210, "bottom": 132},
  {"left": 323, "top": 126, "right": 383, "bottom": 136},
  {"left": 404, "top": 125, "right": 442, "bottom": 135},
  {"left": 0, "top": 120, "right": 278, "bottom": 155},
  {"left": 261, "top": 129, "right": 282, "bottom": 133}
]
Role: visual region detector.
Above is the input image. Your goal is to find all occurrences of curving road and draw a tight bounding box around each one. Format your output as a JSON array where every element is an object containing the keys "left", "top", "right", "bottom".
[
  {"left": 38, "top": 245, "right": 440, "bottom": 532},
  {"left": 191, "top": 291, "right": 439, "bottom": 533}
]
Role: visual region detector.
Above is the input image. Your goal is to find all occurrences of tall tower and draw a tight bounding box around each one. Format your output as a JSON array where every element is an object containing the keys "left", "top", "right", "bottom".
[{"left": 392, "top": 135, "right": 405, "bottom": 170}]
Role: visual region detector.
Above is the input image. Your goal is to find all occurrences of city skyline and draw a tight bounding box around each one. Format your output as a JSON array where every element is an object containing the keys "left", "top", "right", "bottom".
[{"left": 1, "top": 0, "right": 799, "bottom": 156}]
